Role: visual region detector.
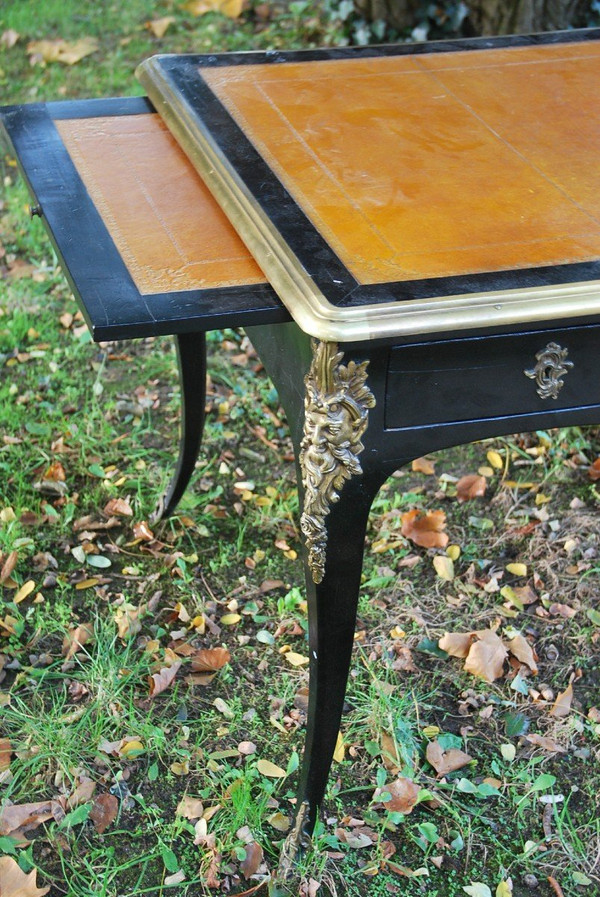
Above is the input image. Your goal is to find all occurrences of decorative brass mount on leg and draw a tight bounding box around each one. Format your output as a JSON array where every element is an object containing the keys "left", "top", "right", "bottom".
[{"left": 299, "top": 340, "right": 376, "bottom": 583}]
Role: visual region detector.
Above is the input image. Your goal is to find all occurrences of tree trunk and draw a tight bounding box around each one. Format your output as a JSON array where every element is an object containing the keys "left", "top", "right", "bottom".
[
  {"left": 353, "top": 0, "right": 590, "bottom": 35},
  {"left": 468, "top": 0, "right": 587, "bottom": 35},
  {"left": 352, "top": 0, "right": 421, "bottom": 32}
]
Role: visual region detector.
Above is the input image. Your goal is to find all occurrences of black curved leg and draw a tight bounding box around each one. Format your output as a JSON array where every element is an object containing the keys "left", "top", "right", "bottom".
[
  {"left": 153, "top": 331, "right": 206, "bottom": 521},
  {"left": 279, "top": 468, "right": 386, "bottom": 876}
]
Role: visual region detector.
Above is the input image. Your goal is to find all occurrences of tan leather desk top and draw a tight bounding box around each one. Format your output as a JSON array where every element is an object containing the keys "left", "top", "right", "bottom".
[
  {"left": 202, "top": 42, "right": 600, "bottom": 284},
  {"left": 57, "top": 114, "right": 264, "bottom": 296}
]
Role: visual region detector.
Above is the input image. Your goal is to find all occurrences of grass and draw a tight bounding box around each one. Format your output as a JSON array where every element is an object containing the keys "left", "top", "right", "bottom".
[{"left": 2, "top": 2, "right": 600, "bottom": 895}]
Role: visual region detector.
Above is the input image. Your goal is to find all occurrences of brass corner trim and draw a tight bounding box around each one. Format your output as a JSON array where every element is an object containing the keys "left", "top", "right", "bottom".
[{"left": 299, "top": 340, "right": 376, "bottom": 583}]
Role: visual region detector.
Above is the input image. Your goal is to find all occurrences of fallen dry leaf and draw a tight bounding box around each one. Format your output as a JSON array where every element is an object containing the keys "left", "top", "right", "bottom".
[
  {"left": 456, "top": 474, "right": 487, "bottom": 502},
  {"left": 61, "top": 623, "right": 94, "bottom": 661},
  {"left": 439, "top": 632, "right": 473, "bottom": 658},
  {"left": 133, "top": 520, "right": 154, "bottom": 541},
  {"left": 426, "top": 739, "right": 473, "bottom": 777},
  {"left": 412, "top": 457, "right": 435, "bottom": 475},
  {"left": 149, "top": 661, "right": 182, "bottom": 697},
  {"left": 550, "top": 683, "right": 573, "bottom": 718},
  {"left": 375, "top": 776, "right": 420, "bottom": 814},
  {"left": 27, "top": 36, "right": 98, "bottom": 66},
  {"left": 0, "top": 799, "right": 63, "bottom": 837},
  {"left": 256, "top": 759, "right": 287, "bottom": 778},
  {"left": 114, "top": 602, "right": 146, "bottom": 639},
  {"left": 184, "top": 0, "right": 243, "bottom": 17},
  {"left": 0, "top": 737, "right": 12, "bottom": 771},
  {"left": 176, "top": 796, "right": 205, "bottom": 820},
  {"left": 400, "top": 509, "right": 448, "bottom": 549},
  {"left": 1, "top": 550, "right": 18, "bottom": 584},
  {"left": 548, "top": 603, "right": 577, "bottom": 618},
  {"left": 525, "top": 734, "right": 566, "bottom": 754},
  {"left": 464, "top": 630, "right": 508, "bottom": 683},
  {"left": 380, "top": 731, "right": 400, "bottom": 773},
  {"left": 239, "top": 840, "right": 264, "bottom": 878},
  {"left": 89, "top": 793, "right": 118, "bottom": 834},
  {"left": 104, "top": 497, "right": 133, "bottom": 517},
  {"left": 588, "top": 458, "right": 600, "bottom": 480},
  {"left": 433, "top": 555, "right": 454, "bottom": 581},
  {"left": 68, "top": 778, "right": 96, "bottom": 808},
  {"left": 0, "top": 856, "right": 50, "bottom": 897},
  {"left": 191, "top": 646, "right": 231, "bottom": 672},
  {"left": 506, "top": 634, "right": 538, "bottom": 673},
  {"left": 145, "top": 16, "right": 175, "bottom": 37},
  {"left": 1, "top": 29, "right": 20, "bottom": 48}
]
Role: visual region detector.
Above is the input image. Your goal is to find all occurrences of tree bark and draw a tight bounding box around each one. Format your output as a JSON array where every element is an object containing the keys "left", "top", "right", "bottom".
[
  {"left": 352, "top": 0, "right": 590, "bottom": 35},
  {"left": 467, "top": 0, "right": 587, "bottom": 35}
]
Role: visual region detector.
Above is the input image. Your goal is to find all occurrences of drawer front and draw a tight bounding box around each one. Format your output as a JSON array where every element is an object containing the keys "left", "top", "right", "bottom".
[{"left": 385, "top": 325, "right": 600, "bottom": 430}]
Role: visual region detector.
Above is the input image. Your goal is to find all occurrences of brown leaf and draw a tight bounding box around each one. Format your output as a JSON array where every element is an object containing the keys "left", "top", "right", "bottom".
[
  {"left": 103, "top": 498, "right": 133, "bottom": 517},
  {"left": 548, "top": 603, "right": 577, "bottom": 618},
  {"left": 191, "top": 647, "right": 231, "bottom": 673},
  {"left": 426, "top": 740, "right": 473, "bottom": 777},
  {"left": 1, "top": 29, "right": 20, "bottom": 49},
  {"left": 240, "top": 841, "right": 264, "bottom": 878},
  {"left": 145, "top": 16, "right": 175, "bottom": 37},
  {"left": 391, "top": 646, "right": 417, "bottom": 673},
  {"left": 588, "top": 458, "right": 600, "bottom": 480},
  {"left": 114, "top": 603, "right": 146, "bottom": 639},
  {"left": 456, "top": 474, "right": 487, "bottom": 502},
  {"left": 27, "top": 36, "right": 98, "bottom": 65},
  {"left": 0, "top": 856, "right": 50, "bottom": 897},
  {"left": 376, "top": 776, "right": 420, "bottom": 814},
  {"left": 0, "top": 800, "right": 60, "bottom": 837},
  {"left": 550, "top": 683, "right": 573, "bottom": 718},
  {"left": 439, "top": 632, "right": 473, "bottom": 658},
  {"left": 61, "top": 623, "right": 94, "bottom": 660},
  {"left": 149, "top": 661, "right": 182, "bottom": 697},
  {"left": 89, "top": 793, "right": 118, "bottom": 834},
  {"left": 1, "top": 550, "right": 18, "bottom": 584},
  {"left": 380, "top": 731, "right": 401, "bottom": 774},
  {"left": 464, "top": 630, "right": 508, "bottom": 683},
  {"left": 68, "top": 778, "right": 96, "bottom": 808},
  {"left": 411, "top": 457, "right": 435, "bottom": 475},
  {"left": 0, "top": 738, "right": 12, "bottom": 772},
  {"left": 43, "top": 461, "right": 66, "bottom": 482},
  {"left": 184, "top": 0, "right": 243, "bottom": 17},
  {"left": 176, "top": 796, "right": 205, "bottom": 820},
  {"left": 400, "top": 509, "right": 448, "bottom": 549},
  {"left": 259, "top": 579, "right": 285, "bottom": 593},
  {"left": 133, "top": 520, "right": 154, "bottom": 541},
  {"left": 506, "top": 634, "right": 538, "bottom": 673},
  {"left": 525, "top": 734, "right": 566, "bottom": 754}
]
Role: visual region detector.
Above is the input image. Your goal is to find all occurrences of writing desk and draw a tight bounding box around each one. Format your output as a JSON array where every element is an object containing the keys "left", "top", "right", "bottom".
[{"left": 2, "top": 28, "right": 600, "bottom": 871}]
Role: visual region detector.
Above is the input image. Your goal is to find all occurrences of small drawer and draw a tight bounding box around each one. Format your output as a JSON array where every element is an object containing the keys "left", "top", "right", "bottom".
[{"left": 385, "top": 324, "right": 600, "bottom": 430}]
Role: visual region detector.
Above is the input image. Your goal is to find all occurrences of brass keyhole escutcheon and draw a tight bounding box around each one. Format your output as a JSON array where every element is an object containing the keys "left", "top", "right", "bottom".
[{"left": 524, "top": 341, "right": 573, "bottom": 400}]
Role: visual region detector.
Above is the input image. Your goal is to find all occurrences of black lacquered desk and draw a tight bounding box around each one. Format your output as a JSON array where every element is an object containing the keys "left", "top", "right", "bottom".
[{"left": 3, "top": 28, "right": 600, "bottom": 871}]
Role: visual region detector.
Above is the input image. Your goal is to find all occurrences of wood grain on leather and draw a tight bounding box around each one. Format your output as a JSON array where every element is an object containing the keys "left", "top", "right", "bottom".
[
  {"left": 203, "top": 42, "right": 600, "bottom": 284},
  {"left": 56, "top": 114, "right": 265, "bottom": 295}
]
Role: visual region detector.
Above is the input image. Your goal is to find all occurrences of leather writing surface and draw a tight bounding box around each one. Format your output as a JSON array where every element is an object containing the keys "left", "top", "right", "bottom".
[
  {"left": 56, "top": 114, "right": 265, "bottom": 295},
  {"left": 203, "top": 43, "right": 600, "bottom": 284}
]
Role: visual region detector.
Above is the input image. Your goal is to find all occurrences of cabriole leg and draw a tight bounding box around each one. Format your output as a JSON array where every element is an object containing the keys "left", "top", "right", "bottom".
[{"left": 153, "top": 331, "right": 206, "bottom": 521}]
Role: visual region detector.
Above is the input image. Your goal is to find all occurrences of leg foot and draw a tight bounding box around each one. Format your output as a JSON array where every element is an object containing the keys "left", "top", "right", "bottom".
[{"left": 276, "top": 800, "right": 311, "bottom": 881}]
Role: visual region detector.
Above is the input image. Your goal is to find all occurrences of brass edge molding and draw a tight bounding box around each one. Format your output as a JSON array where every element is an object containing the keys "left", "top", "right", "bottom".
[
  {"left": 299, "top": 340, "right": 376, "bottom": 583},
  {"left": 137, "top": 57, "right": 600, "bottom": 343},
  {"left": 524, "top": 341, "right": 574, "bottom": 399}
]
